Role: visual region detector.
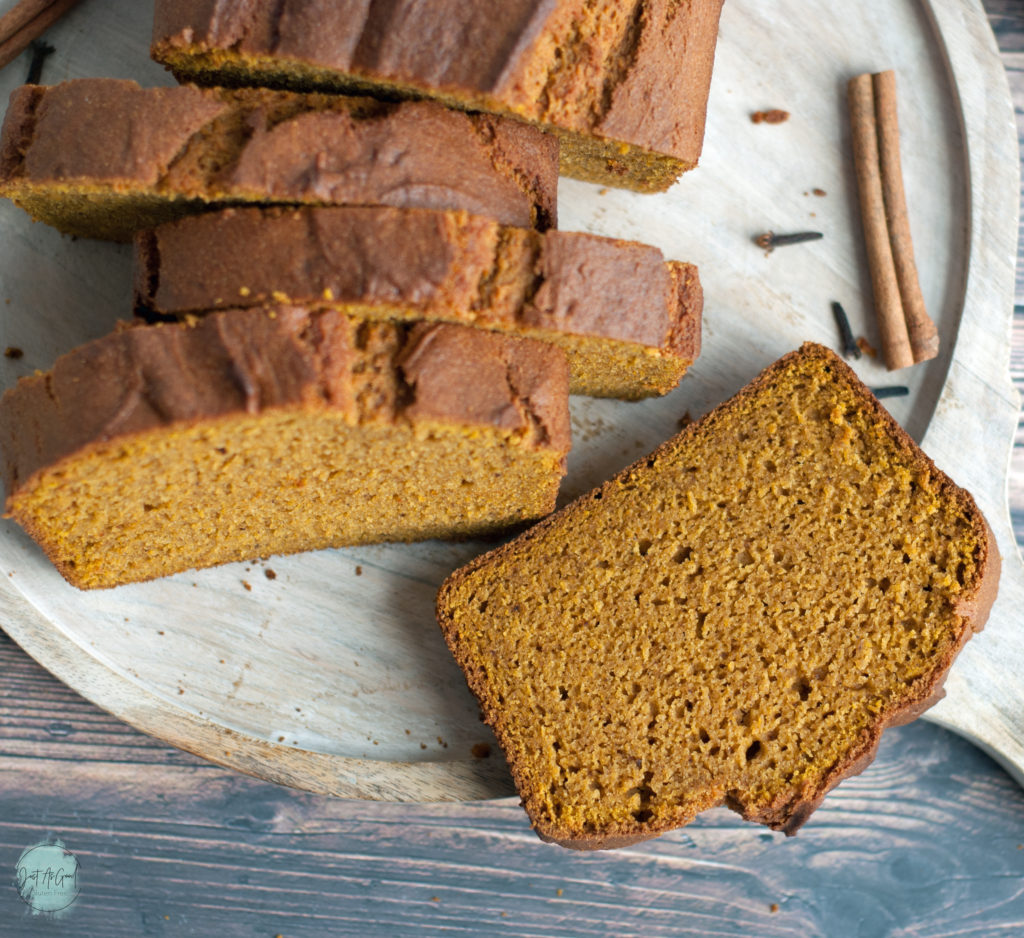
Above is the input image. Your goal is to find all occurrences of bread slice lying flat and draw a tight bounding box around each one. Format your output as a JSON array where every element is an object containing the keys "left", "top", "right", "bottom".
[
  {"left": 134, "top": 205, "right": 702, "bottom": 400},
  {"left": 0, "top": 79, "right": 557, "bottom": 241},
  {"left": 437, "top": 343, "right": 999, "bottom": 848},
  {"left": 0, "top": 310, "right": 570, "bottom": 589}
]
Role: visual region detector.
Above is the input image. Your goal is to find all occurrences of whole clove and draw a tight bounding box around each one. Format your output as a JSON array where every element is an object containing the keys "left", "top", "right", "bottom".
[
  {"left": 831, "top": 301, "right": 861, "bottom": 359},
  {"left": 870, "top": 386, "right": 909, "bottom": 400},
  {"left": 754, "top": 231, "right": 823, "bottom": 253},
  {"left": 24, "top": 38, "right": 53, "bottom": 83}
]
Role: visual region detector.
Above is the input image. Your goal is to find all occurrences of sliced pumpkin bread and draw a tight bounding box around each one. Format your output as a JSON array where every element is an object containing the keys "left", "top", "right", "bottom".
[
  {"left": 134, "top": 205, "right": 702, "bottom": 399},
  {"left": 0, "top": 79, "right": 557, "bottom": 241},
  {"left": 436, "top": 343, "right": 999, "bottom": 848},
  {"left": 150, "top": 0, "right": 724, "bottom": 193},
  {"left": 0, "top": 310, "right": 570, "bottom": 589}
]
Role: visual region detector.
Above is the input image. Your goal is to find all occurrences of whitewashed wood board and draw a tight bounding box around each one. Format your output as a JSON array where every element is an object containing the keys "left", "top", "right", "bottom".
[{"left": 0, "top": 0, "right": 1019, "bottom": 801}]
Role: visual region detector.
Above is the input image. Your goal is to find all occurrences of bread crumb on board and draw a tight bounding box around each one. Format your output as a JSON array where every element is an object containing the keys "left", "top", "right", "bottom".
[
  {"left": 751, "top": 109, "right": 789, "bottom": 124},
  {"left": 857, "top": 337, "right": 878, "bottom": 358}
]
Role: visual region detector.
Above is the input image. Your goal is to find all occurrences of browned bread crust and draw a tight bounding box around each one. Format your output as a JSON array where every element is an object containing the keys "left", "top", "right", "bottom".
[
  {"left": 150, "top": 0, "right": 725, "bottom": 193},
  {"left": 0, "top": 310, "right": 571, "bottom": 589},
  {"left": 436, "top": 343, "right": 1000, "bottom": 849},
  {"left": 0, "top": 79, "right": 557, "bottom": 240},
  {"left": 133, "top": 205, "right": 702, "bottom": 399}
]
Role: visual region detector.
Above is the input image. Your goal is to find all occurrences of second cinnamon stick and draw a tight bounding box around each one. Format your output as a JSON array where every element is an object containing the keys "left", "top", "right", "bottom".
[
  {"left": 848, "top": 73, "right": 914, "bottom": 371},
  {"left": 873, "top": 70, "right": 939, "bottom": 364},
  {"left": 0, "top": 0, "right": 82, "bottom": 71}
]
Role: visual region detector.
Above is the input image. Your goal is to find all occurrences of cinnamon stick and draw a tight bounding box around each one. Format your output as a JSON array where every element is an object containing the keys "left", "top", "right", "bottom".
[
  {"left": 0, "top": 0, "right": 82, "bottom": 71},
  {"left": 873, "top": 70, "right": 939, "bottom": 364},
  {"left": 848, "top": 73, "right": 914, "bottom": 371}
]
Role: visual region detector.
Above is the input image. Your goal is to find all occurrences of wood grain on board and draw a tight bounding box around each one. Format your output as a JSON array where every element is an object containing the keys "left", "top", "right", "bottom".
[{"left": 1, "top": 2, "right": 1024, "bottom": 937}]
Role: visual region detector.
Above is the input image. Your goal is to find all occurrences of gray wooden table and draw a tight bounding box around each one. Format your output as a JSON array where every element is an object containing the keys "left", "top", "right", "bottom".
[{"left": 2, "top": 4, "right": 1024, "bottom": 936}]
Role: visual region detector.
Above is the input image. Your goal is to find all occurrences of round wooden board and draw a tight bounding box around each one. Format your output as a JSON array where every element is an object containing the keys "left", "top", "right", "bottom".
[{"left": 0, "top": 0, "right": 1020, "bottom": 802}]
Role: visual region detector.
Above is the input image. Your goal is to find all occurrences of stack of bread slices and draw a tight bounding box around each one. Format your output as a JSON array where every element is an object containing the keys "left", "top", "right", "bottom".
[{"left": 0, "top": 2, "right": 721, "bottom": 589}]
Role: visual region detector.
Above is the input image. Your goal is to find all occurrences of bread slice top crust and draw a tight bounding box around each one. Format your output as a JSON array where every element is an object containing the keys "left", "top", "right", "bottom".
[
  {"left": 1, "top": 308, "right": 571, "bottom": 498},
  {"left": 0, "top": 79, "right": 558, "bottom": 239},
  {"left": 133, "top": 205, "right": 702, "bottom": 399},
  {"left": 436, "top": 343, "right": 999, "bottom": 848}
]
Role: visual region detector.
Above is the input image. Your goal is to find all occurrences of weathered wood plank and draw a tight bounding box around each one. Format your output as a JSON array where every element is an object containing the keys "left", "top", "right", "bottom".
[
  {"left": 1011, "top": 305, "right": 1024, "bottom": 543},
  {"left": 0, "top": 631, "right": 202, "bottom": 766},
  {"left": 2, "top": 723, "right": 1024, "bottom": 937}
]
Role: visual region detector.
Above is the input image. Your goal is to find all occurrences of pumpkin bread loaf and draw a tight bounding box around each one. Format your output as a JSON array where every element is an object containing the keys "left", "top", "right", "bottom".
[
  {"left": 134, "top": 205, "right": 702, "bottom": 399},
  {"left": 436, "top": 343, "right": 999, "bottom": 849},
  {"left": 0, "top": 310, "right": 570, "bottom": 590},
  {"left": 150, "top": 0, "right": 725, "bottom": 193},
  {"left": 0, "top": 79, "right": 557, "bottom": 241}
]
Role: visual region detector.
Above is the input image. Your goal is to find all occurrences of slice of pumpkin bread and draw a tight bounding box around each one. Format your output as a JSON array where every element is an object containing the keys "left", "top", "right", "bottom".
[
  {"left": 133, "top": 205, "right": 702, "bottom": 400},
  {"left": 0, "top": 79, "right": 557, "bottom": 241},
  {"left": 0, "top": 310, "right": 570, "bottom": 589},
  {"left": 150, "top": 0, "right": 724, "bottom": 193},
  {"left": 436, "top": 343, "right": 999, "bottom": 849}
]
